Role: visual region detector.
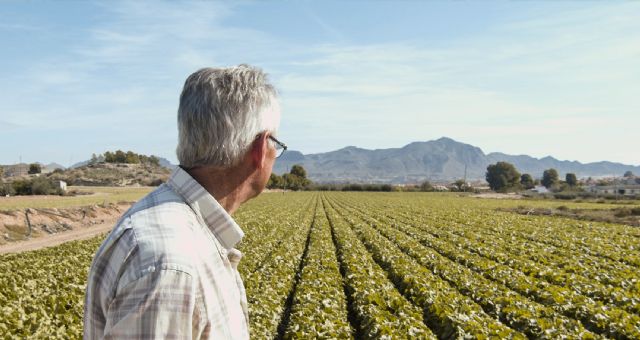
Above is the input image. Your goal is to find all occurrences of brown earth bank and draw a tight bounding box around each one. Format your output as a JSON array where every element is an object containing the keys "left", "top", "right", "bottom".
[
  {"left": 470, "top": 193, "right": 523, "bottom": 199},
  {"left": 0, "top": 203, "right": 131, "bottom": 253},
  {"left": 499, "top": 205, "right": 640, "bottom": 227}
]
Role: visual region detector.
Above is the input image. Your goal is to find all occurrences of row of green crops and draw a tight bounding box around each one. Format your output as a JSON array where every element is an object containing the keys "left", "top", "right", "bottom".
[
  {"left": 328, "top": 192, "right": 640, "bottom": 338},
  {"left": 1, "top": 192, "right": 638, "bottom": 338}
]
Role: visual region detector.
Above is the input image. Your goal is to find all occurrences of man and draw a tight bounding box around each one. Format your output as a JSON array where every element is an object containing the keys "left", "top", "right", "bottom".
[{"left": 84, "top": 65, "right": 286, "bottom": 339}]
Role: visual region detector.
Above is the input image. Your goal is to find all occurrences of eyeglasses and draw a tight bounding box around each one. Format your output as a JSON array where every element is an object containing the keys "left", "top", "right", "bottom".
[{"left": 268, "top": 135, "right": 287, "bottom": 158}]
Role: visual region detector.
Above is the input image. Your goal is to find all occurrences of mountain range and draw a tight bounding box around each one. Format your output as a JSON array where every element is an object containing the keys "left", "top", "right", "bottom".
[{"left": 273, "top": 137, "right": 639, "bottom": 184}]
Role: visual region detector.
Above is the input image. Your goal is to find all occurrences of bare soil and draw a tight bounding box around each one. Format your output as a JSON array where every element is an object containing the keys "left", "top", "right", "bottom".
[
  {"left": 0, "top": 220, "right": 116, "bottom": 254},
  {"left": 0, "top": 203, "right": 131, "bottom": 254},
  {"left": 471, "top": 193, "right": 523, "bottom": 200},
  {"left": 500, "top": 206, "right": 640, "bottom": 227}
]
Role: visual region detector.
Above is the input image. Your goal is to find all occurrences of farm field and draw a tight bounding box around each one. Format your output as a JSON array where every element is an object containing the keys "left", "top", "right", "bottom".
[
  {"left": 0, "top": 186, "right": 153, "bottom": 211},
  {"left": 1, "top": 192, "right": 639, "bottom": 338}
]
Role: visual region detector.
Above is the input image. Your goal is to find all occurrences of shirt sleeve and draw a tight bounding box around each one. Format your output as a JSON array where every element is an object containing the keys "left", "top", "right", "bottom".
[{"left": 101, "top": 268, "right": 204, "bottom": 339}]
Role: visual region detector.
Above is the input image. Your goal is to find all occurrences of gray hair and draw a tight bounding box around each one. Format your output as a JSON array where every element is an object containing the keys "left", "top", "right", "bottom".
[{"left": 176, "top": 65, "right": 280, "bottom": 168}]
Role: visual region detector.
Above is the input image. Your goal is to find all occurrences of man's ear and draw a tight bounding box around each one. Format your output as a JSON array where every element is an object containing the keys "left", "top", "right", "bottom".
[{"left": 250, "top": 133, "right": 269, "bottom": 169}]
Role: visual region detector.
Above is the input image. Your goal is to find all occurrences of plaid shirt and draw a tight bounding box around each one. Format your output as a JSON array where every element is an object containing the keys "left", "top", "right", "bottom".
[{"left": 84, "top": 167, "right": 249, "bottom": 339}]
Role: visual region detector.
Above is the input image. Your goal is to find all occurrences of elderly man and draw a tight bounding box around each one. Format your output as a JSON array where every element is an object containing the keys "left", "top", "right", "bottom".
[{"left": 84, "top": 65, "right": 285, "bottom": 339}]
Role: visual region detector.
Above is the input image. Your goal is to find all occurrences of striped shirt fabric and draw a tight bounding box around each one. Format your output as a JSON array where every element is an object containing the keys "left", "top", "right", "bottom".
[{"left": 83, "top": 167, "right": 249, "bottom": 339}]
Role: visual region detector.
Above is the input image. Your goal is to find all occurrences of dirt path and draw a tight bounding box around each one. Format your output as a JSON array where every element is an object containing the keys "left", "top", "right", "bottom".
[
  {"left": 0, "top": 218, "right": 117, "bottom": 254},
  {"left": 471, "top": 193, "right": 523, "bottom": 199}
]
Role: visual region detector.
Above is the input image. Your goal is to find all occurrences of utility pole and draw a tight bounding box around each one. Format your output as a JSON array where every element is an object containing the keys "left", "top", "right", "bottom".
[{"left": 463, "top": 163, "right": 468, "bottom": 192}]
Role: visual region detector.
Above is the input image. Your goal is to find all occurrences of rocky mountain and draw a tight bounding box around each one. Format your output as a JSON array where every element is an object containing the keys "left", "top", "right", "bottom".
[
  {"left": 43, "top": 163, "right": 66, "bottom": 173},
  {"left": 273, "top": 137, "right": 639, "bottom": 184},
  {"left": 157, "top": 157, "right": 177, "bottom": 170}
]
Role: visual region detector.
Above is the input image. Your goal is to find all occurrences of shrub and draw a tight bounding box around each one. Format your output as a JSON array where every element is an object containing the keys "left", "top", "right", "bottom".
[
  {"left": 28, "top": 163, "right": 42, "bottom": 174},
  {"left": 11, "top": 178, "right": 62, "bottom": 196},
  {"left": 554, "top": 193, "right": 576, "bottom": 200},
  {"left": 31, "top": 177, "right": 54, "bottom": 195},
  {"left": 616, "top": 207, "right": 640, "bottom": 217},
  {"left": 12, "top": 180, "right": 32, "bottom": 195},
  {"left": 0, "top": 183, "right": 15, "bottom": 196},
  {"left": 149, "top": 178, "right": 164, "bottom": 186}
]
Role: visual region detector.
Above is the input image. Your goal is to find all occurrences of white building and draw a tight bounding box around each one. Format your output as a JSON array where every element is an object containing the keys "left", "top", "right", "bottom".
[
  {"left": 586, "top": 185, "right": 640, "bottom": 196},
  {"left": 530, "top": 185, "right": 550, "bottom": 194}
]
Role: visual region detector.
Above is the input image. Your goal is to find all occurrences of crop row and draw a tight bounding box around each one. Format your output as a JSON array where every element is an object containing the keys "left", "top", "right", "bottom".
[
  {"left": 400, "top": 206, "right": 640, "bottom": 292},
  {"left": 2, "top": 191, "right": 638, "bottom": 339},
  {"left": 321, "top": 196, "right": 437, "bottom": 339},
  {"left": 441, "top": 212, "right": 638, "bottom": 292},
  {"left": 329, "top": 198, "right": 598, "bottom": 338},
  {"left": 241, "top": 195, "right": 316, "bottom": 338},
  {"left": 391, "top": 195, "right": 639, "bottom": 267},
  {"left": 387, "top": 206, "right": 640, "bottom": 314},
  {"left": 323, "top": 197, "right": 525, "bottom": 338},
  {"left": 236, "top": 194, "right": 314, "bottom": 274},
  {"left": 282, "top": 198, "right": 352, "bottom": 339},
  {"left": 0, "top": 237, "right": 101, "bottom": 338},
  {"left": 338, "top": 193, "right": 639, "bottom": 299},
  {"left": 330, "top": 194, "right": 640, "bottom": 338}
]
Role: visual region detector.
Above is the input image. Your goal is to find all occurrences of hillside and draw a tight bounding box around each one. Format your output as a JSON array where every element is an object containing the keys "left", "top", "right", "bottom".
[
  {"left": 273, "top": 137, "right": 640, "bottom": 183},
  {"left": 48, "top": 162, "right": 171, "bottom": 186}
]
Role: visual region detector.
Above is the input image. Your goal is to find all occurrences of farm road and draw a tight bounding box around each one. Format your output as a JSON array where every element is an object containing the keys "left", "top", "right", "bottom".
[{"left": 0, "top": 219, "right": 116, "bottom": 255}]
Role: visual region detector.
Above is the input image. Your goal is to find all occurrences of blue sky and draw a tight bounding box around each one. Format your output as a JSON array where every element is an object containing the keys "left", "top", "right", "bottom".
[{"left": 1, "top": 1, "right": 638, "bottom": 167}]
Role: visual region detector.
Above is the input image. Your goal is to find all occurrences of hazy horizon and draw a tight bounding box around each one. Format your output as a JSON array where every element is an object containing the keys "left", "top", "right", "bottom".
[{"left": 15, "top": 136, "right": 640, "bottom": 170}]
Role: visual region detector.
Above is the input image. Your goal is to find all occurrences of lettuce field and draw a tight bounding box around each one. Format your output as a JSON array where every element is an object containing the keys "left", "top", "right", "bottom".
[{"left": 1, "top": 192, "right": 639, "bottom": 339}]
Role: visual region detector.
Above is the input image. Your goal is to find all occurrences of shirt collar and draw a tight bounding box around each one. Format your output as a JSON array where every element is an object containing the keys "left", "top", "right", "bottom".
[{"left": 167, "top": 166, "right": 244, "bottom": 249}]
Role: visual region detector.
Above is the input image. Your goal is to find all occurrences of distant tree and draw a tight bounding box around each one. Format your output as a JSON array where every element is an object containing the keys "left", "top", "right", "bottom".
[
  {"left": 541, "top": 169, "right": 559, "bottom": 189},
  {"left": 380, "top": 184, "right": 393, "bottom": 192},
  {"left": 12, "top": 180, "right": 32, "bottom": 195},
  {"left": 114, "top": 150, "right": 127, "bottom": 163},
  {"left": 283, "top": 173, "right": 309, "bottom": 191},
  {"left": 453, "top": 179, "right": 467, "bottom": 192},
  {"left": 0, "top": 183, "right": 15, "bottom": 196},
  {"left": 148, "top": 156, "right": 160, "bottom": 166},
  {"left": 28, "top": 163, "right": 42, "bottom": 174},
  {"left": 125, "top": 151, "right": 140, "bottom": 164},
  {"left": 290, "top": 165, "right": 307, "bottom": 179},
  {"left": 267, "top": 173, "right": 284, "bottom": 189},
  {"left": 30, "top": 177, "right": 54, "bottom": 195},
  {"left": 90, "top": 153, "right": 98, "bottom": 165},
  {"left": 281, "top": 165, "right": 311, "bottom": 191},
  {"left": 565, "top": 173, "right": 578, "bottom": 186},
  {"left": 520, "top": 173, "right": 535, "bottom": 189},
  {"left": 11, "top": 177, "right": 60, "bottom": 196},
  {"left": 624, "top": 171, "right": 634, "bottom": 178},
  {"left": 419, "top": 180, "right": 434, "bottom": 192},
  {"left": 104, "top": 151, "right": 115, "bottom": 163},
  {"left": 0, "top": 166, "right": 4, "bottom": 178},
  {"left": 342, "top": 184, "right": 363, "bottom": 191},
  {"left": 485, "top": 162, "right": 521, "bottom": 192}
]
